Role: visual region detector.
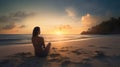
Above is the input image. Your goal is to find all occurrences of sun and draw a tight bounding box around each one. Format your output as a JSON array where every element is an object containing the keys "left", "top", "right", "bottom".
[{"left": 56, "top": 31, "right": 63, "bottom": 35}]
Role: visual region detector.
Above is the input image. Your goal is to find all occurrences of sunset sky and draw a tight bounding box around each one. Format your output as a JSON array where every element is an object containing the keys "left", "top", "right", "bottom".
[{"left": 0, "top": 0, "right": 120, "bottom": 34}]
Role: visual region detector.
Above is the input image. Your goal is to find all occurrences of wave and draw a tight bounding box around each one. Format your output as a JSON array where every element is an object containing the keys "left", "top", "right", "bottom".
[{"left": 0, "top": 34, "right": 101, "bottom": 46}]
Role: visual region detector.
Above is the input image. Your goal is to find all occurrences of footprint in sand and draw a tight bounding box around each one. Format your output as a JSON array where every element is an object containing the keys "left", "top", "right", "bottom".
[
  {"left": 49, "top": 53, "right": 61, "bottom": 57},
  {"left": 71, "top": 50, "right": 81, "bottom": 55},
  {"left": 59, "top": 49, "right": 69, "bottom": 52}
]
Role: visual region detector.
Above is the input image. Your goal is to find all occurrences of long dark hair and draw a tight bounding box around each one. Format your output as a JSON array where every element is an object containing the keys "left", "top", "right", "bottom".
[{"left": 32, "top": 26, "right": 40, "bottom": 37}]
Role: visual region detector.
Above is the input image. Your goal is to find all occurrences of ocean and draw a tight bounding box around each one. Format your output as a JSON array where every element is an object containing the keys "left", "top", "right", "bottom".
[{"left": 0, "top": 34, "right": 118, "bottom": 46}]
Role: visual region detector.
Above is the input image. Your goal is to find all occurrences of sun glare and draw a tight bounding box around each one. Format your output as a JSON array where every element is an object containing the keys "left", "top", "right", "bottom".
[{"left": 56, "top": 31, "right": 63, "bottom": 35}]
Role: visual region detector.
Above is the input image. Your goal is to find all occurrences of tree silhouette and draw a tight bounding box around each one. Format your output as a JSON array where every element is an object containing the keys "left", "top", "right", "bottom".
[{"left": 81, "top": 17, "right": 120, "bottom": 35}]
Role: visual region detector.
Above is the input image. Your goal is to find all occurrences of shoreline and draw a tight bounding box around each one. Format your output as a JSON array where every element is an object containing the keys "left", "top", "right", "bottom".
[{"left": 0, "top": 34, "right": 119, "bottom": 46}]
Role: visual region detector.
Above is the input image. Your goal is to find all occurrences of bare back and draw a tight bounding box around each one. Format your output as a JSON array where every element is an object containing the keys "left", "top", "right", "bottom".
[{"left": 32, "top": 36, "right": 45, "bottom": 52}]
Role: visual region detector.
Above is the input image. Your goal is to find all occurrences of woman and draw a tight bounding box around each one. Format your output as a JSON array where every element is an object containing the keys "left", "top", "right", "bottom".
[{"left": 32, "top": 26, "right": 51, "bottom": 57}]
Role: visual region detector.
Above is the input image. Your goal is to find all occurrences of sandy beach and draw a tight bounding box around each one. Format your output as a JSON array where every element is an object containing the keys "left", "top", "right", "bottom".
[
  {"left": 0, "top": 0, "right": 120, "bottom": 67},
  {"left": 0, "top": 36, "right": 120, "bottom": 67}
]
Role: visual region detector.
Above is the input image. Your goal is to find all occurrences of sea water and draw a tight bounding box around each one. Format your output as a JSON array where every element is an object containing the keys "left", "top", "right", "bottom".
[{"left": 0, "top": 34, "right": 118, "bottom": 46}]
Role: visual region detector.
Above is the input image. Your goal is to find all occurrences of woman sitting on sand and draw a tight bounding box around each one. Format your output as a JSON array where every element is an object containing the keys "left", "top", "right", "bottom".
[{"left": 32, "top": 26, "right": 51, "bottom": 57}]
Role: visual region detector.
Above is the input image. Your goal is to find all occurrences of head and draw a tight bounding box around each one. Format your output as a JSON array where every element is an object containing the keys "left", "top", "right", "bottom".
[{"left": 32, "top": 26, "right": 40, "bottom": 37}]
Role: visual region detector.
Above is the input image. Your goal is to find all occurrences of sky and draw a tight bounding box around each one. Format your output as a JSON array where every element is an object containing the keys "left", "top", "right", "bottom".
[{"left": 0, "top": 0, "right": 120, "bottom": 34}]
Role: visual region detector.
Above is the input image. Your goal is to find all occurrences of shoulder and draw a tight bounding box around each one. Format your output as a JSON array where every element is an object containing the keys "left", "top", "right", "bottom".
[
  {"left": 32, "top": 36, "right": 44, "bottom": 40},
  {"left": 38, "top": 36, "right": 44, "bottom": 40},
  {"left": 32, "top": 36, "right": 43, "bottom": 40}
]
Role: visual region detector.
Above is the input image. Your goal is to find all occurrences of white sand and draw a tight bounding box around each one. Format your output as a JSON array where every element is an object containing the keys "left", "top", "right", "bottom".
[{"left": 0, "top": 36, "right": 120, "bottom": 67}]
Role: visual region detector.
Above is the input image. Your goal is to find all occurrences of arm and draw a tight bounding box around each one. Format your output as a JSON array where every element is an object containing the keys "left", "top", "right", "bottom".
[{"left": 41, "top": 37, "right": 45, "bottom": 48}]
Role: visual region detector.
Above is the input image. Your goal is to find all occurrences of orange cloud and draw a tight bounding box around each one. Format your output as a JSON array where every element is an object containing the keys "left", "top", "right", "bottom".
[
  {"left": 53, "top": 24, "right": 73, "bottom": 34},
  {"left": 57, "top": 25, "right": 72, "bottom": 31},
  {"left": 0, "top": 24, "right": 27, "bottom": 34},
  {"left": 80, "top": 13, "right": 102, "bottom": 31}
]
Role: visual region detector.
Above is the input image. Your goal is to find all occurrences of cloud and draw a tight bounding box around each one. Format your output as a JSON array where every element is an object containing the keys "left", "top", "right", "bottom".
[
  {"left": 0, "top": 11, "right": 34, "bottom": 31},
  {"left": 0, "top": 16, "right": 11, "bottom": 23},
  {"left": 65, "top": 7, "right": 105, "bottom": 32},
  {"left": 0, "top": 11, "right": 34, "bottom": 23},
  {"left": 65, "top": 8, "right": 104, "bottom": 32},
  {"left": 1, "top": 23, "right": 26, "bottom": 31},
  {"left": 57, "top": 24, "right": 72, "bottom": 31},
  {"left": 65, "top": 8, "right": 76, "bottom": 18},
  {"left": 2, "top": 23, "right": 16, "bottom": 30},
  {"left": 19, "top": 25, "right": 26, "bottom": 28},
  {"left": 80, "top": 13, "right": 102, "bottom": 31},
  {"left": 53, "top": 24, "right": 73, "bottom": 34},
  {"left": 65, "top": 7, "right": 80, "bottom": 23}
]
